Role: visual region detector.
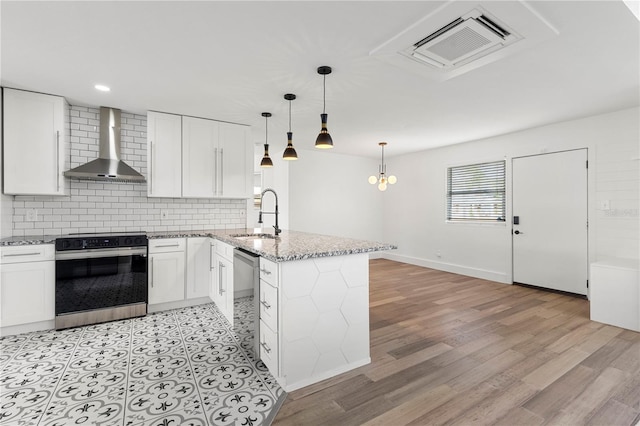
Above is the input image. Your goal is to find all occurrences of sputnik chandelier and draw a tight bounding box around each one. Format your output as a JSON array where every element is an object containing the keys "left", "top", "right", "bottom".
[{"left": 368, "top": 142, "right": 397, "bottom": 191}]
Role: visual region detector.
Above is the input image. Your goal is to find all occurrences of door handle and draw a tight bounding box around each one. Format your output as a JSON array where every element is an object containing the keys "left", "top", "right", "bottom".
[
  {"left": 55, "top": 130, "right": 60, "bottom": 192},
  {"left": 514, "top": 230, "right": 523, "bottom": 235},
  {"left": 149, "top": 141, "right": 154, "bottom": 195}
]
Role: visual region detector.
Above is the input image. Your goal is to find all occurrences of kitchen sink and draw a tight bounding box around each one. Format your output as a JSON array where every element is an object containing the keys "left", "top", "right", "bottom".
[{"left": 231, "top": 233, "right": 278, "bottom": 241}]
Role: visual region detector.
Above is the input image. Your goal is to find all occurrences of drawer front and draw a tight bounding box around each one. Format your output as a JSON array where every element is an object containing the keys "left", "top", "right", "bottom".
[
  {"left": 0, "top": 244, "right": 54, "bottom": 264},
  {"left": 149, "top": 238, "right": 186, "bottom": 253},
  {"left": 259, "top": 257, "right": 278, "bottom": 285},
  {"left": 216, "top": 240, "right": 234, "bottom": 261},
  {"left": 259, "top": 319, "right": 278, "bottom": 375},
  {"left": 259, "top": 280, "right": 278, "bottom": 332}
]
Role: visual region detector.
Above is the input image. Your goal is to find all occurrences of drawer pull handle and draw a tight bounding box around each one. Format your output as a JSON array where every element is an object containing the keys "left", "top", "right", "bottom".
[
  {"left": 154, "top": 243, "right": 180, "bottom": 248},
  {"left": 261, "top": 341, "right": 271, "bottom": 354},
  {"left": 260, "top": 299, "right": 271, "bottom": 309},
  {"left": 3, "top": 252, "right": 42, "bottom": 257},
  {"left": 260, "top": 267, "right": 272, "bottom": 275}
]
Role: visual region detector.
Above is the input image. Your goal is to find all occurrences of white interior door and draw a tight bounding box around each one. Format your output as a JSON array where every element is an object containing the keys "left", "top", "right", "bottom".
[{"left": 512, "top": 149, "right": 588, "bottom": 295}]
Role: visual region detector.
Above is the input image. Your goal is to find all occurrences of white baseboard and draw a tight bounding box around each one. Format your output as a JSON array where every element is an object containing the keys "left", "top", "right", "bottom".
[
  {"left": 148, "top": 297, "right": 212, "bottom": 313},
  {"left": 381, "top": 252, "right": 511, "bottom": 284},
  {"left": 280, "top": 357, "right": 371, "bottom": 392},
  {"left": 1, "top": 319, "right": 55, "bottom": 337}
]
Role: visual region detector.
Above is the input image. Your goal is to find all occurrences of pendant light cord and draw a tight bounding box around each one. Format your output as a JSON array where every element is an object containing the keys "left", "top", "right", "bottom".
[
  {"left": 265, "top": 115, "right": 268, "bottom": 143},
  {"left": 288, "top": 99, "right": 292, "bottom": 132},
  {"left": 323, "top": 75, "right": 326, "bottom": 114}
]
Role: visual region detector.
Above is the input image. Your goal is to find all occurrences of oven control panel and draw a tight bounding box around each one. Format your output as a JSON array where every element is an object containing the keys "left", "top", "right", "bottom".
[{"left": 56, "top": 234, "right": 148, "bottom": 251}]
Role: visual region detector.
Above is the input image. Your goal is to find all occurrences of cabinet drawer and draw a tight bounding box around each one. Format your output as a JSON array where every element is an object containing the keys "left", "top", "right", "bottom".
[
  {"left": 259, "top": 319, "right": 278, "bottom": 375},
  {"left": 216, "top": 240, "right": 235, "bottom": 261},
  {"left": 259, "top": 257, "right": 278, "bottom": 285},
  {"left": 259, "top": 280, "right": 278, "bottom": 332},
  {"left": 149, "top": 238, "right": 186, "bottom": 253},
  {"left": 0, "top": 244, "right": 55, "bottom": 264}
]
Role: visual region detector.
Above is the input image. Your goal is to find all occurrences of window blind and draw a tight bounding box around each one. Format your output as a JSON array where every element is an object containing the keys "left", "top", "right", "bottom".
[{"left": 447, "top": 160, "right": 506, "bottom": 222}]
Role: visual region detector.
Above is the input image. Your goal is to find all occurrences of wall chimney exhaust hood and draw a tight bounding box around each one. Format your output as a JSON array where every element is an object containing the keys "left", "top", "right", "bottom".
[{"left": 64, "top": 107, "right": 146, "bottom": 182}]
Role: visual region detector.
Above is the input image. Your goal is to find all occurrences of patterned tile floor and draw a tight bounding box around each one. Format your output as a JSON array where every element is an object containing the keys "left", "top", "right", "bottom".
[{"left": 0, "top": 297, "right": 286, "bottom": 426}]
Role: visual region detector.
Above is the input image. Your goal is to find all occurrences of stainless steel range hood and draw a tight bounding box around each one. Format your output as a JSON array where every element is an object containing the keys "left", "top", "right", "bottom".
[{"left": 64, "top": 107, "right": 146, "bottom": 182}]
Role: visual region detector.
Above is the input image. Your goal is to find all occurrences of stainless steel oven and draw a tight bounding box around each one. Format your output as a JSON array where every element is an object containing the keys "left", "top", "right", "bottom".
[{"left": 55, "top": 234, "right": 148, "bottom": 330}]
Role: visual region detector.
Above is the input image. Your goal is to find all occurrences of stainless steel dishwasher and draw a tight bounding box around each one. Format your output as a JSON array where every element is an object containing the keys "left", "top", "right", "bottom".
[{"left": 233, "top": 248, "right": 260, "bottom": 357}]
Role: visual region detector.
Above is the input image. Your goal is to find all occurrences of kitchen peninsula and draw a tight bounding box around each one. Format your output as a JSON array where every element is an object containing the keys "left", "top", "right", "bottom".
[{"left": 156, "top": 229, "right": 397, "bottom": 392}]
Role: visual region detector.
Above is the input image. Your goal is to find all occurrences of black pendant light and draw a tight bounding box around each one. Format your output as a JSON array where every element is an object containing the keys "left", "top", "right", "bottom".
[
  {"left": 315, "top": 65, "right": 333, "bottom": 149},
  {"left": 282, "top": 93, "right": 298, "bottom": 160},
  {"left": 260, "top": 112, "right": 273, "bottom": 168}
]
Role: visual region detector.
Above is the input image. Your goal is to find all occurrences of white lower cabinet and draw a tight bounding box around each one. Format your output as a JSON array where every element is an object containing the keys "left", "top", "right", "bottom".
[
  {"left": 259, "top": 318, "right": 279, "bottom": 375},
  {"left": 148, "top": 239, "right": 186, "bottom": 305},
  {"left": 186, "top": 237, "right": 211, "bottom": 299},
  {"left": 0, "top": 245, "right": 55, "bottom": 329},
  {"left": 259, "top": 258, "right": 279, "bottom": 375},
  {"left": 214, "top": 241, "right": 234, "bottom": 325},
  {"left": 259, "top": 279, "right": 278, "bottom": 332}
]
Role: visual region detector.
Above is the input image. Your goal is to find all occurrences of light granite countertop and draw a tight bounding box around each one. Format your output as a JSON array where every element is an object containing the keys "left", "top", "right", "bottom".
[
  {"left": 0, "top": 235, "right": 59, "bottom": 246},
  {"left": 1, "top": 229, "right": 397, "bottom": 262},
  {"left": 151, "top": 228, "right": 397, "bottom": 262}
]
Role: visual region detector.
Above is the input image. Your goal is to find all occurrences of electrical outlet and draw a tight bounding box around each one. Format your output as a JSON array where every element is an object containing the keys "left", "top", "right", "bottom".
[
  {"left": 240, "top": 210, "right": 246, "bottom": 217},
  {"left": 160, "top": 210, "right": 169, "bottom": 220},
  {"left": 26, "top": 209, "right": 38, "bottom": 222}
]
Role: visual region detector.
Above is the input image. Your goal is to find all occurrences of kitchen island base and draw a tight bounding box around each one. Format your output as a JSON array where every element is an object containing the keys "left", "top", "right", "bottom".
[{"left": 270, "top": 253, "right": 371, "bottom": 392}]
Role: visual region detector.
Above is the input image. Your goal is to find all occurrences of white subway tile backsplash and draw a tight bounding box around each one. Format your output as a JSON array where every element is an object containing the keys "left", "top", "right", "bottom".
[{"left": 11, "top": 105, "right": 247, "bottom": 236}]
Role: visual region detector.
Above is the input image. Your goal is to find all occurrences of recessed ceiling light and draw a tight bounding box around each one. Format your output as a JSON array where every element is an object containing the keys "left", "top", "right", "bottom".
[{"left": 94, "top": 84, "right": 110, "bottom": 92}]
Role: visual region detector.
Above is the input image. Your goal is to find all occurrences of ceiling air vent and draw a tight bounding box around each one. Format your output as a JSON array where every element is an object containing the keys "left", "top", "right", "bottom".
[{"left": 403, "top": 9, "right": 520, "bottom": 69}]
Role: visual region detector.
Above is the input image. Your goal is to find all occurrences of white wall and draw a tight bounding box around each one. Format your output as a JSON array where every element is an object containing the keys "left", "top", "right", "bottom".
[
  {"left": 289, "top": 148, "right": 384, "bottom": 242},
  {"left": 382, "top": 107, "right": 640, "bottom": 283}
]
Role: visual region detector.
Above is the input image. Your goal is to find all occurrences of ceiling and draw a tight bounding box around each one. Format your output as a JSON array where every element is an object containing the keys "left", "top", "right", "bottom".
[{"left": 1, "top": 1, "right": 638, "bottom": 158}]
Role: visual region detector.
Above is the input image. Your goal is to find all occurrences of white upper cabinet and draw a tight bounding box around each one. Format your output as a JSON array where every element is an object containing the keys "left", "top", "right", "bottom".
[
  {"left": 3, "top": 88, "right": 68, "bottom": 195},
  {"left": 148, "top": 111, "right": 251, "bottom": 199},
  {"left": 219, "top": 121, "right": 251, "bottom": 198},
  {"left": 147, "top": 111, "right": 182, "bottom": 198},
  {"left": 182, "top": 116, "right": 218, "bottom": 198}
]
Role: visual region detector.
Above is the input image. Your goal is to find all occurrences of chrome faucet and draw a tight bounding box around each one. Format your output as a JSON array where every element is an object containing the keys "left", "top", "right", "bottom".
[{"left": 258, "top": 188, "right": 281, "bottom": 236}]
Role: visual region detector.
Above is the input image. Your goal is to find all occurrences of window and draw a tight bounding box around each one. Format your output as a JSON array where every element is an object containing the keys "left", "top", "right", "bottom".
[{"left": 447, "top": 160, "right": 506, "bottom": 222}]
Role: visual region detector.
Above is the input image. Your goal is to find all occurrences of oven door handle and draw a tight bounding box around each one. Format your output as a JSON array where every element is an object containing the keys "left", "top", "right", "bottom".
[{"left": 55, "top": 247, "right": 148, "bottom": 260}]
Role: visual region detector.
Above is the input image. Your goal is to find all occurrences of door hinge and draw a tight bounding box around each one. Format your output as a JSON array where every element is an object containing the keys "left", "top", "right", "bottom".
[
  {"left": 586, "top": 160, "right": 588, "bottom": 168},
  {"left": 586, "top": 280, "right": 589, "bottom": 288}
]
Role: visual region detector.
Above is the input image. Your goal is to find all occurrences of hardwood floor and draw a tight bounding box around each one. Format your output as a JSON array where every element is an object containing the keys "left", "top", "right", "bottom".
[{"left": 272, "top": 259, "right": 640, "bottom": 426}]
